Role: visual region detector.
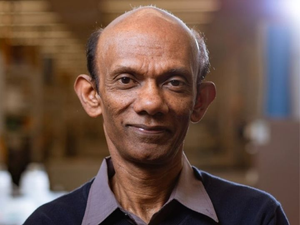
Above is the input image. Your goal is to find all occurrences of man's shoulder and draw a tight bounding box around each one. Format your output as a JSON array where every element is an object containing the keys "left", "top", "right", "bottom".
[
  {"left": 23, "top": 179, "right": 93, "bottom": 225},
  {"left": 193, "top": 167, "right": 276, "bottom": 202},
  {"left": 192, "top": 167, "right": 289, "bottom": 224}
]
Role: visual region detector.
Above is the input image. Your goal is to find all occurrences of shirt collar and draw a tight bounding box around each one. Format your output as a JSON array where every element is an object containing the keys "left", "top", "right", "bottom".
[
  {"left": 171, "top": 154, "right": 219, "bottom": 222},
  {"left": 82, "top": 155, "right": 219, "bottom": 225},
  {"left": 82, "top": 157, "right": 119, "bottom": 225}
]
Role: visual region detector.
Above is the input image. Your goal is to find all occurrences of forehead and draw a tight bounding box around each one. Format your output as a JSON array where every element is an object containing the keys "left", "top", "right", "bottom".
[
  {"left": 98, "top": 32, "right": 195, "bottom": 78},
  {"left": 103, "top": 31, "right": 191, "bottom": 59},
  {"left": 95, "top": 9, "right": 199, "bottom": 76}
]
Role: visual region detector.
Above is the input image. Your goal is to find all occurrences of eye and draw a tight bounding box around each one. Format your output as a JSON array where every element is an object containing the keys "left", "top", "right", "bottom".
[
  {"left": 169, "top": 80, "right": 181, "bottom": 86},
  {"left": 164, "top": 77, "right": 188, "bottom": 92},
  {"left": 115, "top": 75, "right": 137, "bottom": 89},
  {"left": 166, "top": 79, "right": 185, "bottom": 87},
  {"left": 120, "top": 77, "right": 131, "bottom": 84}
]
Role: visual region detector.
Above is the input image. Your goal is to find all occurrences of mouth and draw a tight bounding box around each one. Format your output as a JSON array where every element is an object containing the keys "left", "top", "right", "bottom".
[{"left": 127, "top": 124, "right": 171, "bottom": 135}]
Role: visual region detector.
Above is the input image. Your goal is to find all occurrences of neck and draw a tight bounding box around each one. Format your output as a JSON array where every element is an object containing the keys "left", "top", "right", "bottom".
[{"left": 110, "top": 154, "right": 183, "bottom": 223}]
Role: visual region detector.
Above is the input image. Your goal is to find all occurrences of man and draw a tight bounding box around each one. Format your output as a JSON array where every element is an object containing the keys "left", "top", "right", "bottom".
[{"left": 24, "top": 6, "right": 289, "bottom": 225}]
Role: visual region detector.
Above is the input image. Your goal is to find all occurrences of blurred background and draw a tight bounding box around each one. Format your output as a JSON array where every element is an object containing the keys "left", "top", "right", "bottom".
[{"left": 0, "top": 0, "right": 299, "bottom": 224}]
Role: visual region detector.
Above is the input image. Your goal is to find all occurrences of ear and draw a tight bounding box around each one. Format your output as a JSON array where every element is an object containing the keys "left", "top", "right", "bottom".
[
  {"left": 74, "top": 74, "right": 102, "bottom": 118},
  {"left": 191, "top": 81, "right": 216, "bottom": 123}
]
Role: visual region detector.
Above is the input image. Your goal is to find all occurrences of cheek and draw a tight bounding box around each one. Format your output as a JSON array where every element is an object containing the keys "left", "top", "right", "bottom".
[
  {"left": 167, "top": 95, "right": 194, "bottom": 117},
  {"left": 101, "top": 91, "right": 134, "bottom": 120}
]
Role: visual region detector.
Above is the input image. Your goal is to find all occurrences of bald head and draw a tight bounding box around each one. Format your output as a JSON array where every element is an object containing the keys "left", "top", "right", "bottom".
[
  {"left": 104, "top": 7, "right": 192, "bottom": 36},
  {"left": 86, "top": 6, "right": 209, "bottom": 91}
]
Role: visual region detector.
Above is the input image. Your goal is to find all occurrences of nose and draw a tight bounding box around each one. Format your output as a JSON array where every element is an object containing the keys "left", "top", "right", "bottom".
[{"left": 133, "top": 81, "right": 169, "bottom": 116}]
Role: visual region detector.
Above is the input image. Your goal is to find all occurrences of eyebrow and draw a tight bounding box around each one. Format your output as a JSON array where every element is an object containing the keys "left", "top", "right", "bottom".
[
  {"left": 163, "top": 68, "right": 191, "bottom": 78},
  {"left": 111, "top": 66, "right": 192, "bottom": 80},
  {"left": 111, "top": 66, "right": 139, "bottom": 77}
]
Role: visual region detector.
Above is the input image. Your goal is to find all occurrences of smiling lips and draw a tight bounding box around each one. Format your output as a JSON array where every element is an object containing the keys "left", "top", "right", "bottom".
[{"left": 127, "top": 124, "right": 171, "bottom": 135}]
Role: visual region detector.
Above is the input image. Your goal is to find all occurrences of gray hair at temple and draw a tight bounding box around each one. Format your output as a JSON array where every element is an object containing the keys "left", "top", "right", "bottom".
[{"left": 86, "top": 6, "right": 210, "bottom": 92}]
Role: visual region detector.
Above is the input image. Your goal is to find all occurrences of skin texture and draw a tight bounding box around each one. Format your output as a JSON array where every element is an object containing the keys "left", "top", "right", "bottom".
[{"left": 74, "top": 7, "right": 216, "bottom": 223}]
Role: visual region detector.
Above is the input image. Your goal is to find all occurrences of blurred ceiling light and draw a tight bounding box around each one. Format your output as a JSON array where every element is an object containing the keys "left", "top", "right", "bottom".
[
  {"left": 99, "top": 0, "right": 220, "bottom": 13},
  {"left": 0, "top": 0, "right": 86, "bottom": 75},
  {"left": 267, "top": 0, "right": 300, "bottom": 24},
  {"left": 5, "top": 30, "right": 72, "bottom": 39},
  {"left": 283, "top": 0, "right": 300, "bottom": 23},
  {"left": 0, "top": 1, "right": 50, "bottom": 13},
  {"left": 0, "top": 12, "right": 59, "bottom": 25},
  {"left": 0, "top": 23, "right": 64, "bottom": 27},
  {"left": 0, "top": 24, "right": 68, "bottom": 32}
]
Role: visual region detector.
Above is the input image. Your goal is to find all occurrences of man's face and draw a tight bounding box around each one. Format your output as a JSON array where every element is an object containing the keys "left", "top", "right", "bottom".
[{"left": 96, "top": 21, "right": 199, "bottom": 166}]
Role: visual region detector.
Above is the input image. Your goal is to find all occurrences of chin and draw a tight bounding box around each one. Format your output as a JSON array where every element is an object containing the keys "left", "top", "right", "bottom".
[{"left": 125, "top": 147, "right": 180, "bottom": 167}]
